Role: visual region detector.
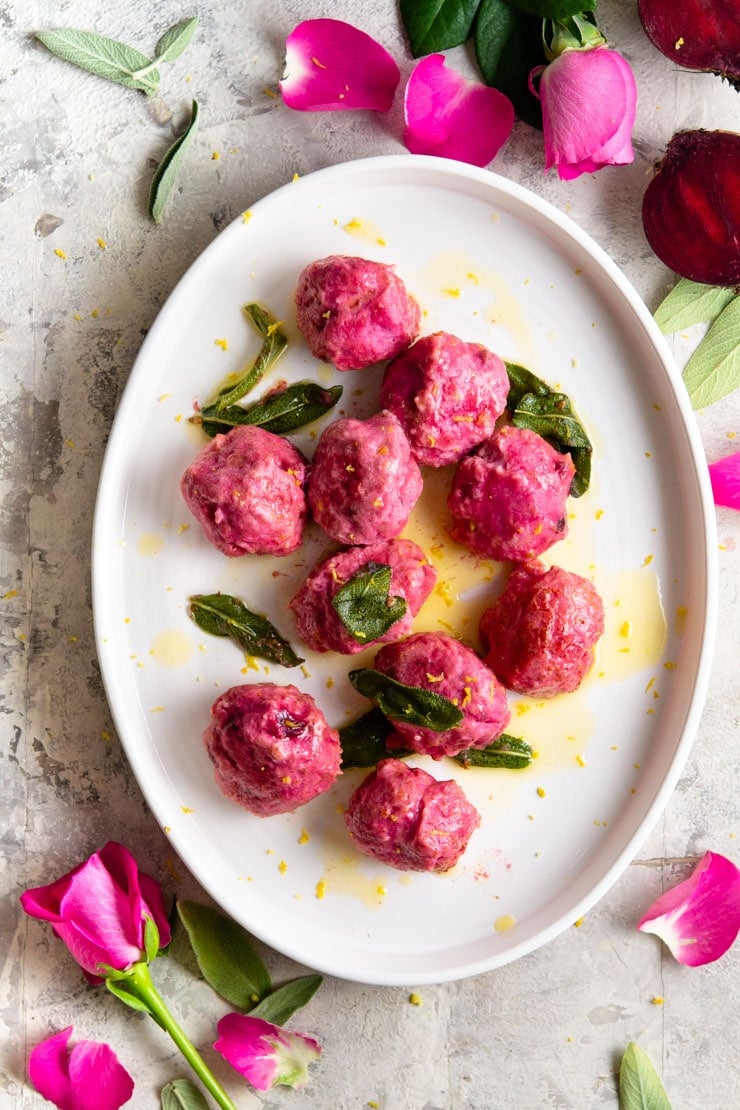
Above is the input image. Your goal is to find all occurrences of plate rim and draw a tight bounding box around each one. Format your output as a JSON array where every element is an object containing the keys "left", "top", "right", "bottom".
[{"left": 91, "top": 154, "right": 718, "bottom": 984}]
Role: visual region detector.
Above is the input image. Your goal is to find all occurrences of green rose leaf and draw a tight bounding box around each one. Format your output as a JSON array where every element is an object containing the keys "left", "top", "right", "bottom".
[
  {"left": 201, "top": 303, "right": 288, "bottom": 415},
  {"left": 619, "top": 1042, "right": 672, "bottom": 1110},
  {"left": 339, "top": 707, "right": 411, "bottom": 768},
  {"left": 349, "top": 669, "right": 464, "bottom": 732},
  {"left": 35, "top": 28, "right": 160, "bottom": 95},
  {"left": 188, "top": 593, "right": 304, "bottom": 668},
  {"left": 155, "top": 16, "right": 199, "bottom": 63},
  {"left": 682, "top": 296, "right": 740, "bottom": 409},
  {"left": 507, "top": 0, "right": 596, "bottom": 17},
  {"left": 654, "top": 279, "right": 736, "bottom": 334},
  {"left": 474, "top": 0, "right": 544, "bottom": 128},
  {"left": 332, "top": 562, "right": 407, "bottom": 644},
  {"left": 176, "top": 900, "right": 272, "bottom": 1010},
  {"left": 505, "top": 361, "right": 592, "bottom": 496},
  {"left": 249, "top": 974, "right": 324, "bottom": 1025},
  {"left": 161, "top": 1079, "right": 210, "bottom": 1110},
  {"left": 143, "top": 914, "right": 161, "bottom": 963},
  {"left": 454, "top": 734, "right": 534, "bottom": 769},
  {"left": 201, "top": 382, "right": 342, "bottom": 438},
  {"left": 148, "top": 100, "right": 199, "bottom": 224},
  {"left": 400, "top": 0, "right": 484, "bottom": 56}
]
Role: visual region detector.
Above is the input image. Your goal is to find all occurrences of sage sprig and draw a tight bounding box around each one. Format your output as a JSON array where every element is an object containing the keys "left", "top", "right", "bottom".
[
  {"left": 200, "top": 381, "right": 341, "bottom": 438},
  {"left": 454, "top": 734, "right": 533, "bottom": 769},
  {"left": 200, "top": 304, "right": 288, "bottom": 417},
  {"left": 332, "top": 562, "right": 407, "bottom": 644},
  {"left": 188, "top": 593, "right": 304, "bottom": 668},
  {"left": 149, "top": 100, "right": 200, "bottom": 225},
  {"left": 505, "top": 361, "right": 592, "bottom": 496},
  {"left": 161, "top": 1078, "right": 209, "bottom": 1110},
  {"left": 619, "top": 1042, "right": 672, "bottom": 1110},
  {"left": 339, "top": 707, "right": 407, "bottom": 768},
  {"left": 35, "top": 17, "right": 198, "bottom": 97},
  {"left": 349, "top": 669, "right": 464, "bottom": 732},
  {"left": 653, "top": 279, "right": 739, "bottom": 410}
]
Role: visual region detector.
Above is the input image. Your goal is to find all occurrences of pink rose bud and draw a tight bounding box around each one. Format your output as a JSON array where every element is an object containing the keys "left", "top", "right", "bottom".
[
  {"left": 214, "top": 1013, "right": 321, "bottom": 1091},
  {"left": 29, "top": 1026, "right": 134, "bottom": 1110},
  {"left": 20, "top": 841, "right": 171, "bottom": 983},
  {"left": 532, "top": 46, "right": 637, "bottom": 180},
  {"left": 638, "top": 851, "right": 740, "bottom": 966}
]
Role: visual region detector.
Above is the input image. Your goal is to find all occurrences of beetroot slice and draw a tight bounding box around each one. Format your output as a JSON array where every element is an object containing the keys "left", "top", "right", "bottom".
[
  {"left": 638, "top": 0, "right": 740, "bottom": 87},
  {"left": 642, "top": 130, "right": 740, "bottom": 287}
]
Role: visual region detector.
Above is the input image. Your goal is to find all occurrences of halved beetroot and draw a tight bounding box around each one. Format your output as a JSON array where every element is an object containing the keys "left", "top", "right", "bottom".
[
  {"left": 638, "top": 0, "right": 740, "bottom": 87},
  {"left": 642, "top": 130, "right": 740, "bottom": 287}
]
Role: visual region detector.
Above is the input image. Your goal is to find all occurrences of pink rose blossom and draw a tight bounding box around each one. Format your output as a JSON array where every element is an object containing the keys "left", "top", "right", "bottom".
[
  {"left": 20, "top": 841, "right": 170, "bottom": 983},
  {"left": 531, "top": 46, "right": 637, "bottom": 180},
  {"left": 279, "top": 19, "right": 399, "bottom": 112},
  {"left": 29, "top": 1026, "right": 134, "bottom": 1110},
  {"left": 404, "top": 54, "right": 514, "bottom": 167},
  {"left": 708, "top": 451, "right": 740, "bottom": 510},
  {"left": 637, "top": 851, "right": 740, "bottom": 966},
  {"left": 214, "top": 1013, "right": 321, "bottom": 1091}
]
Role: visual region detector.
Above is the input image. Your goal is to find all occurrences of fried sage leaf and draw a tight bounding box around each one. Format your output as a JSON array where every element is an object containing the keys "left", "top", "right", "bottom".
[
  {"left": 349, "top": 669, "right": 463, "bottom": 732},
  {"left": 454, "top": 734, "right": 534, "bottom": 769},
  {"left": 339, "top": 707, "right": 410, "bottom": 768},
  {"left": 148, "top": 100, "right": 199, "bottom": 224},
  {"left": 201, "top": 304, "right": 288, "bottom": 415},
  {"left": 505, "top": 361, "right": 592, "bottom": 497},
  {"left": 188, "top": 593, "right": 303, "bottom": 668},
  {"left": 332, "top": 562, "right": 407, "bottom": 644},
  {"left": 200, "top": 381, "right": 342, "bottom": 438}
]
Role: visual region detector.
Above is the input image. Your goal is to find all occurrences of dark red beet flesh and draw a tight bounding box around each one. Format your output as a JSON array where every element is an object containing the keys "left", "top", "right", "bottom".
[
  {"left": 638, "top": 0, "right": 740, "bottom": 87},
  {"left": 642, "top": 130, "right": 740, "bottom": 287}
]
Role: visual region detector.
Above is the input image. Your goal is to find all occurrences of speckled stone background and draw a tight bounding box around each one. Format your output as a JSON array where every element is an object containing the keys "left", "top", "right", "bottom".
[{"left": 1, "top": 2, "right": 738, "bottom": 1108}]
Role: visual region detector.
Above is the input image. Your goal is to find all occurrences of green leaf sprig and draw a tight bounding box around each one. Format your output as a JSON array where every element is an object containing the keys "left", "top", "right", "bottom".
[
  {"left": 174, "top": 901, "right": 322, "bottom": 1025},
  {"left": 161, "top": 1078, "right": 209, "bottom": 1110},
  {"left": 505, "top": 361, "right": 592, "bottom": 496},
  {"left": 199, "top": 304, "right": 288, "bottom": 424},
  {"left": 454, "top": 734, "right": 534, "bottom": 769},
  {"left": 188, "top": 593, "right": 304, "bottom": 668},
  {"left": 199, "top": 381, "right": 342, "bottom": 438},
  {"left": 35, "top": 17, "right": 198, "bottom": 97},
  {"left": 654, "top": 277, "right": 740, "bottom": 409},
  {"left": 399, "top": 1, "right": 597, "bottom": 128},
  {"left": 619, "top": 1042, "right": 672, "bottom": 1110},
  {"left": 349, "top": 669, "right": 464, "bottom": 732},
  {"left": 332, "top": 562, "right": 407, "bottom": 644},
  {"left": 339, "top": 707, "right": 409, "bottom": 768},
  {"left": 149, "top": 100, "right": 200, "bottom": 225}
]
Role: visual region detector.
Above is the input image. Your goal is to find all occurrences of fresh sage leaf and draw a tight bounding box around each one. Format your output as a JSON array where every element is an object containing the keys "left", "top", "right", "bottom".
[
  {"left": 201, "top": 381, "right": 342, "bottom": 438},
  {"left": 149, "top": 100, "right": 199, "bottom": 224},
  {"left": 161, "top": 1079, "right": 209, "bottom": 1110},
  {"left": 505, "top": 361, "right": 592, "bottom": 497},
  {"left": 35, "top": 29, "right": 160, "bottom": 95},
  {"left": 349, "top": 669, "right": 464, "bottom": 732},
  {"left": 339, "top": 707, "right": 412, "bottom": 768},
  {"left": 507, "top": 0, "right": 595, "bottom": 17},
  {"left": 176, "top": 900, "right": 272, "bottom": 1009},
  {"left": 619, "top": 1042, "right": 672, "bottom": 1110},
  {"left": 332, "top": 562, "right": 407, "bottom": 644},
  {"left": 155, "top": 16, "right": 198, "bottom": 63},
  {"left": 201, "top": 304, "right": 288, "bottom": 415},
  {"left": 400, "top": 0, "right": 483, "bottom": 56},
  {"left": 455, "top": 734, "right": 534, "bottom": 769},
  {"left": 189, "top": 593, "right": 304, "bottom": 668},
  {"left": 249, "top": 974, "right": 324, "bottom": 1025},
  {"left": 682, "top": 296, "right": 740, "bottom": 409},
  {"left": 654, "top": 279, "right": 736, "bottom": 334},
  {"left": 474, "top": 1, "right": 543, "bottom": 128}
]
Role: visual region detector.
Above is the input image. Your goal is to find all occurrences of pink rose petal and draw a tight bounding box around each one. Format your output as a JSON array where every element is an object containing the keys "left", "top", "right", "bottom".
[
  {"left": 534, "top": 46, "right": 636, "bottom": 180},
  {"left": 215, "top": 1013, "right": 321, "bottom": 1091},
  {"left": 29, "top": 1027, "right": 134, "bottom": 1110},
  {"left": 403, "top": 54, "right": 514, "bottom": 167},
  {"left": 708, "top": 451, "right": 740, "bottom": 510},
  {"left": 280, "top": 19, "right": 400, "bottom": 112},
  {"left": 637, "top": 851, "right": 740, "bottom": 966}
]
